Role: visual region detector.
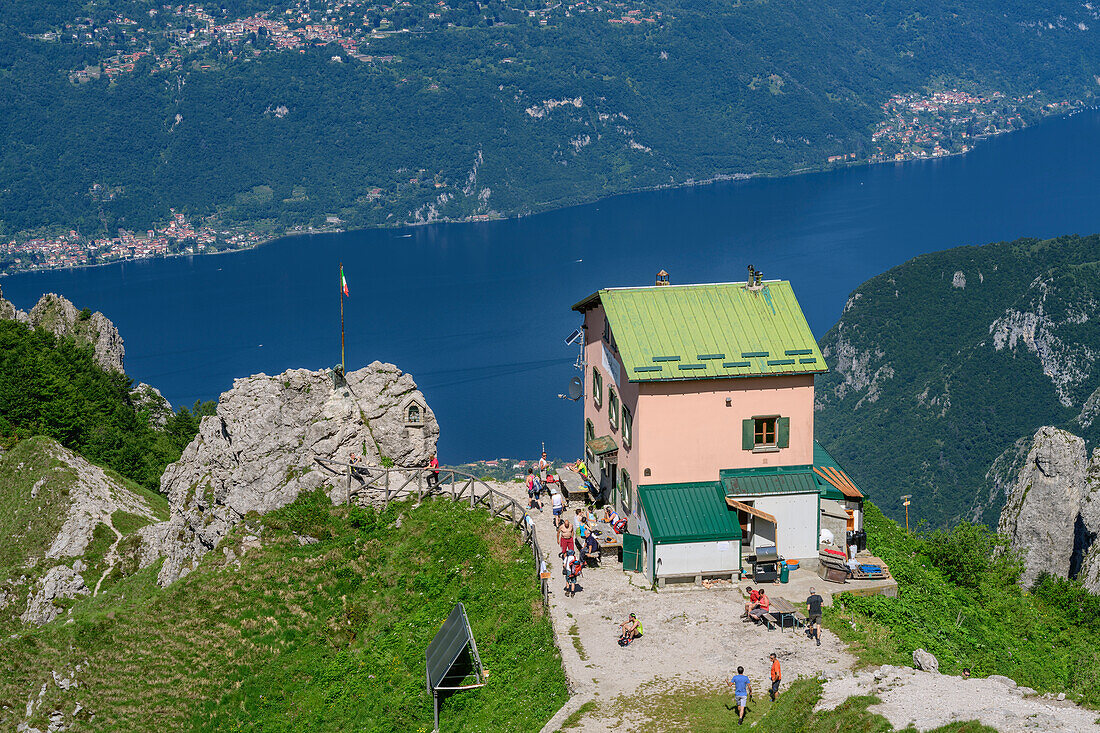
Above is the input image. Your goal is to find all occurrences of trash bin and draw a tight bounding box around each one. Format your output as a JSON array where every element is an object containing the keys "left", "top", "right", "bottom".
[{"left": 779, "top": 561, "right": 789, "bottom": 584}]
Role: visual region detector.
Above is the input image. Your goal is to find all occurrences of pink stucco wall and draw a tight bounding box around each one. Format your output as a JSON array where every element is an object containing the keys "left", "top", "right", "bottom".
[
  {"left": 635, "top": 374, "right": 815, "bottom": 485},
  {"left": 581, "top": 303, "right": 816, "bottom": 505}
]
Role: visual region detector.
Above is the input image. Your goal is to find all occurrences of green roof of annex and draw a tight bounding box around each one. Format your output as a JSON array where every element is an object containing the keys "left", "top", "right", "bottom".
[{"left": 572, "top": 280, "right": 827, "bottom": 382}]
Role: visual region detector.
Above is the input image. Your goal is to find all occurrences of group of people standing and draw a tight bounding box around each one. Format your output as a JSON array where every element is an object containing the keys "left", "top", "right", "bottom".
[{"left": 727, "top": 653, "right": 783, "bottom": 725}]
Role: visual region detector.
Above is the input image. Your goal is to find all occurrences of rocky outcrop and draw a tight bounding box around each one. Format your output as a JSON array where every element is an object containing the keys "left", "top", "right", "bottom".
[
  {"left": 912, "top": 648, "right": 939, "bottom": 673},
  {"left": 1, "top": 436, "right": 164, "bottom": 625},
  {"left": 130, "top": 383, "right": 173, "bottom": 429},
  {"left": 25, "top": 293, "right": 125, "bottom": 372},
  {"left": 20, "top": 564, "right": 88, "bottom": 625},
  {"left": 148, "top": 362, "right": 438, "bottom": 585},
  {"left": 997, "top": 427, "right": 1100, "bottom": 590},
  {"left": 988, "top": 274, "right": 1099, "bottom": 408},
  {"left": 0, "top": 285, "right": 28, "bottom": 322}
]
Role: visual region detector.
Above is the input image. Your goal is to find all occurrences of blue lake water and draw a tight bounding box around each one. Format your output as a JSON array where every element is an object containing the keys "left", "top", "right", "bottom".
[{"left": 5, "top": 110, "right": 1100, "bottom": 463}]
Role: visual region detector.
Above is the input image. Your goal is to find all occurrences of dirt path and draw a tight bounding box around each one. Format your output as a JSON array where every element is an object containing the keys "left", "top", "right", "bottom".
[
  {"left": 486, "top": 481, "right": 854, "bottom": 731},
  {"left": 818, "top": 665, "right": 1100, "bottom": 732}
]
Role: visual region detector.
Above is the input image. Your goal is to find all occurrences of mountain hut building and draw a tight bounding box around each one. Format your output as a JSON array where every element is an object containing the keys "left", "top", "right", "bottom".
[{"left": 571, "top": 271, "right": 865, "bottom": 586}]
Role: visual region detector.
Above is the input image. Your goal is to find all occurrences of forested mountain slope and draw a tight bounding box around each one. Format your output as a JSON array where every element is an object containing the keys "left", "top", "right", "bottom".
[
  {"left": 1, "top": 0, "right": 1098, "bottom": 244},
  {"left": 815, "top": 234, "right": 1100, "bottom": 527}
]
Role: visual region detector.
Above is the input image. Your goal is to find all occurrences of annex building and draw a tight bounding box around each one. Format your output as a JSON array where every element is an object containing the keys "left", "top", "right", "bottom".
[{"left": 572, "top": 271, "right": 864, "bottom": 585}]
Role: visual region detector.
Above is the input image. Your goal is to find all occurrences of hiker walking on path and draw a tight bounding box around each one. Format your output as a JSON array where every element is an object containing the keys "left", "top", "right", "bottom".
[
  {"left": 769, "top": 653, "right": 781, "bottom": 701},
  {"left": 806, "top": 587, "right": 824, "bottom": 646},
  {"left": 526, "top": 469, "right": 542, "bottom": 512},
  {"left": 538, "top": 451, "right": 550, "bottom": 489},
  {"left": 563, "top": 550, "right": 581, "bottom": 597},
  {"left": 557, "top": 516, "right": 575, "bottom": 557},
  {"left": 727, "top": 666, "right": 752, "bottom": 725}
]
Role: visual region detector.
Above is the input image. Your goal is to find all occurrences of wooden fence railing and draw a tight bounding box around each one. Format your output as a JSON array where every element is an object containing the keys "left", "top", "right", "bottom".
[{"left": 314, "top": 458, "right": 549, "bottom": 602}]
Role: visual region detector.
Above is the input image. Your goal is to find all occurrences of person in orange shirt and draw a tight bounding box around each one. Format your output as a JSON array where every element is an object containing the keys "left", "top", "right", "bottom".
[{"left": 768, "top": 653, "right": 781, "bottom": 701}]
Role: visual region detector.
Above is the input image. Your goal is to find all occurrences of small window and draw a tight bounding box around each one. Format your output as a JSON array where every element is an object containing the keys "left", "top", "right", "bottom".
[
  {"left": 585, "top": 418, "right": 595, "bottom": 444},
  {"left": 608, "top": 389, "right": 620, "bottom": 431},
  {"left": 406, "top": 403, "right": 422, "bottom": 425},
  {"left": 621, "top": 469, "right": 632, "bottom": 514},
  {"left": 755, "top": 417, "right": 776, "bottom": 447},
  {"left": 742, "top": 416, "right": 789, "bottom": 450},
  {"left": 592, "top": 368, "right": 603, "bottom": 408},
  {"left": 622, "top": 405, "right": 632, "bottom": 449}
]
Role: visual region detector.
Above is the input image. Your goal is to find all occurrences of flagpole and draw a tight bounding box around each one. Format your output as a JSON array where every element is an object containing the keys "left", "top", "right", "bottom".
[{"left": 340, "top": 262, "right": 345, "bottom": 374}]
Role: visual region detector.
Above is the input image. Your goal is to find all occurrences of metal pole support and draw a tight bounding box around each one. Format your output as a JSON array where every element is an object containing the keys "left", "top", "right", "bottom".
[{"left": 433, "top": 690, "right": 440, "bottom": 732}]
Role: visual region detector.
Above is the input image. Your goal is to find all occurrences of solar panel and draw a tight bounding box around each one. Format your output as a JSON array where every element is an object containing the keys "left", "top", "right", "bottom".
[{"left": 426, "top": 602, "right": 481, "bottom": 691}]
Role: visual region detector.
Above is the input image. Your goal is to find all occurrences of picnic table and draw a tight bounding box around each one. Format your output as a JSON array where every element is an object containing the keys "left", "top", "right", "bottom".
[
  {"left": 757, "top": 597, "right": 806, "bottom": 632},
  {"left": 558, "top": 468, "right": 598, "bottom": 503},
  {"left": 593, "top": 521, "right": 622, "bottom": 558}
]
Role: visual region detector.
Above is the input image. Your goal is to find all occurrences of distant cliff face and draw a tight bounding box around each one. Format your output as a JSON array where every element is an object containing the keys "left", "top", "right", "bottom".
[
  {"left": 815, "top": 234, "right": 1100, "bottom": 527},
  {"left": 146, "top": 363, "right": 439, "bottom": 585},
  {"left": 998, "top": 426, "right": 1100, "bottom": 592},
  {"left": 0, "top": 289, "right": 125, "bottom": 373}
]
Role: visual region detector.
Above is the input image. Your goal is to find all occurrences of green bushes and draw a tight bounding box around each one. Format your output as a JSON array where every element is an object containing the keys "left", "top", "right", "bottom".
[
  {"left": 828, "top": 504, "right": 1100, "bottom": 706},
  {"left": 0, "top": 320, "right": 203, "bottom": 490}
]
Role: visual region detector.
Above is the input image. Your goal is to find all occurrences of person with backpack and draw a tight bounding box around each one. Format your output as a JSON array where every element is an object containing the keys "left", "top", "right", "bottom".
[
  {"left": 526, "top": 469, "right": 542, "bottom": 512},
  {"left": 563, "top": 550, "right": 581, "bottom": 597}
]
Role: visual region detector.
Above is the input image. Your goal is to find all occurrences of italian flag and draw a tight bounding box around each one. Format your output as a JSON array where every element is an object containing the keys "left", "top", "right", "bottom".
[{"left": 341, "top": 266, "right": 349, "bottom": 297}]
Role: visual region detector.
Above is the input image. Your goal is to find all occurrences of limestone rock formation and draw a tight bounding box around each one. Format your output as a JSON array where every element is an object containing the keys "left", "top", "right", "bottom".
[
  {"left": 1, "top": 437, "right": 165, "bottom": 625},
  {"left": 20, "top": 564, "right": 89, "bottom": 625},
  {"left": 912, "top": 648, "right": 939, "bottom": 673},
  {"left": 26, "top": 293, "right": 125, "bottom": 372},
  {"left": 997, "top": 427, "right": 1100, "bottom": 590},
  {"left": 148, "top": 362, "right": 438, "bottom": 585},
  {"left": 130, "top": 383, "right": 173, "bottom": 429},
  {"left": 0, "top": 284, "right": 28, "bottom": 322}
]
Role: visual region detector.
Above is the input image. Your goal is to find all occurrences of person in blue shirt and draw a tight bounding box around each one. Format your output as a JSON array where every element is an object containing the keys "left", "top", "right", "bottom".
[{"left": 727, "top": 666, "right": 752, "bottom": 725}]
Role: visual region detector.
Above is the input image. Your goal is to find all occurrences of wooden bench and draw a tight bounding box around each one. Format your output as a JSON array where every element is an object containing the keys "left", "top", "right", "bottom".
[
  {"left": 657, "top": 570, "right": 737, "bottom": 588},
  {"left": 760, "top": 613, "right": 780, "bottom": 630}
]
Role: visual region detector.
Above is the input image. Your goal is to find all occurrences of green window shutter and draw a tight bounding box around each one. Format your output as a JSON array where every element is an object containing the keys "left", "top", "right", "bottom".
[
  {"left": 742, "top": 419, "right": 754, "bottom": 450},
  {"left": 777, "top": 416, "right": 790, "bottom": 448}
]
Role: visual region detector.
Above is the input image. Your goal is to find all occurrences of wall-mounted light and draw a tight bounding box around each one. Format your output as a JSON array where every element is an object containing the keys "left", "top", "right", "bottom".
[
  {"left": 725, "top": 398, "right": 732, "bottom": 407},
  {"left": 644, "top": 468, "right": 651, "bottom": 477}
]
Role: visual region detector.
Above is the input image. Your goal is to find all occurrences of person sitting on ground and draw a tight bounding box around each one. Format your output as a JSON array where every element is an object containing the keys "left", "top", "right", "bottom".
[
  {"left": 727, "top": 666, "right": 752, "bottom": 725},
  {"left": 583, "top": 530, "right": 600, "bottom": 567},
  {"left": 961, "top": 668, "right": 971, "bottom": 679},
  {"left": 618, "top": 613, "right": 642, "bottom": 644},
  {"left": 603, "top": 505, "right": 628, "bottom": 534},
  {"left": 806, "top": 587, "right": 824, "bottom": 646},
  {"left": 563, "top": 549, "right": 581, "bottom": 597},
  {"left": 749, "top": 590, "right": 770, "bottom": 621},
  {"left": 742, "top": 586, "right": 760, "bottom": 618}
]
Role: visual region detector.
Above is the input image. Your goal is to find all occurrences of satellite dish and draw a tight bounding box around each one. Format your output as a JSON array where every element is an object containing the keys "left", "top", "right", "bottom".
[
  {"left": 567, "top": 376, "right": 583, "bottom": 401},
  {"left": 564, "top": 328, "right": 583, "bottom": 346}
]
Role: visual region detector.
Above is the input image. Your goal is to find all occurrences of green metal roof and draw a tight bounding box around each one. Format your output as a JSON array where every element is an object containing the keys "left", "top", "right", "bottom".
[
  {"left": 586, "top": 435, "right": 618, "bottom": 455},
  {"left": 637, "top": 482, "right": 742, "bottom": 545},
  {"left": 720, "top": 465, "right": 820, "bottom": 496},
  {"left": 572, "top": 281, "right": 826, "bottom": 382}
]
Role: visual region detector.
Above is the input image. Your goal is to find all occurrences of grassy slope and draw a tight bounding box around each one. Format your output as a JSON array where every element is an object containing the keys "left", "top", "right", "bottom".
[
  {"left": 580, "top": 677, "right": 994, "bottom": 732},
  {"left": 0, "top": 435, "right": 76, "bottom": 582},
  {"left": 824, "top": 504, "right": 1100, "bottom": 706},
  {"left": 0, "top": 435, "right": 169, "bottom": 623},
  {"left": 0, "top": 491, "right": 567, "bottom": 732}
]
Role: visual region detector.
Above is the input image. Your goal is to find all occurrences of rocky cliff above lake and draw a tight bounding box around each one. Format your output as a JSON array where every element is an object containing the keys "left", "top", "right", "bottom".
[
  {"left": 815, "top": 234, "right": 1100, "bottom": 527},
  {"left": 0, "top": 289, "right": 124, "bottom": 373},
  {"left": 997, "top": 426, "right": 1100, "bottom": 591},
  {"left": 146, "top": 362, "right": 439, "bottom": 585}
]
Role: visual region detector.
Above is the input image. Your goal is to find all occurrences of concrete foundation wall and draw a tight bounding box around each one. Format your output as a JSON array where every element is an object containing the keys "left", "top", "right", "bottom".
[{"left": 654, "top": 540, "right": 740, "bottom": 578}]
